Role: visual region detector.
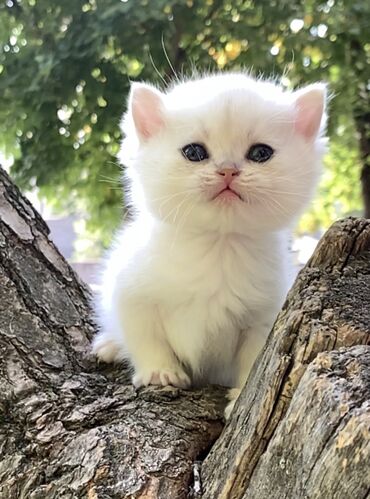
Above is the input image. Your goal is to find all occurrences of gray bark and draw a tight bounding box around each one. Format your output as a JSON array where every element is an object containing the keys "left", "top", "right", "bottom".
[
  {"left": 1, "top": 166, "right": 369, "bottom": 499},
  {"left": 202, "top": 217, "right": 370, "bottom": 499}
]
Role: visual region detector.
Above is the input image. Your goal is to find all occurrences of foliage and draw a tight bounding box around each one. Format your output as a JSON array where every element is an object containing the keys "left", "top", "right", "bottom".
[{"left": 0, "top": 0, "right": 368, "bottom": 249}]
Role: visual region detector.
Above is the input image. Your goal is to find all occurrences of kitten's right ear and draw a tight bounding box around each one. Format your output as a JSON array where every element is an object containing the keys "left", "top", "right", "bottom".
[{"left": 129, "top": 83, "right": 165, "bottom": 140}]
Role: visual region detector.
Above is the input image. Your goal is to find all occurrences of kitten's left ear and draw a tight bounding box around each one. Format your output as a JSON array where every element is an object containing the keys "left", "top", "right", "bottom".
[
  {"left": 293, "top": 83, "right": 327, "bottom": 140},
  {"left": 129, "top": 83, "right": 165, "bottom": 140}
]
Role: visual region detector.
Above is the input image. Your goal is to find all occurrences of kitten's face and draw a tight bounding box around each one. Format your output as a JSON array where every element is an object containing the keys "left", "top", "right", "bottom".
[{"left": 120, "top": 74, "right": 326, "bottom": 232}]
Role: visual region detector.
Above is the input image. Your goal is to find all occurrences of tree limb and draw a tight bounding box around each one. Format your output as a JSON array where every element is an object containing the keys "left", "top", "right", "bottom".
[{"left": 202, "top": 217, "right": 370, "bottom": 499}]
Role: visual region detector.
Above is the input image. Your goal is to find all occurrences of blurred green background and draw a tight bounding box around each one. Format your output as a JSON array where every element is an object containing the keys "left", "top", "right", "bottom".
[{"left": 0, "top": 0, "right": 369, "bottom": 257}]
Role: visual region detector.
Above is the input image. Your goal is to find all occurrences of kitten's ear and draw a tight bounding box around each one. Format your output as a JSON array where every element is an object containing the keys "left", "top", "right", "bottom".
[
  {"left": 129, "top": 83, "right": 165, "bottom": 140},
  {"left": 293, "top": 83, "right": 326, "bottom": 140}
]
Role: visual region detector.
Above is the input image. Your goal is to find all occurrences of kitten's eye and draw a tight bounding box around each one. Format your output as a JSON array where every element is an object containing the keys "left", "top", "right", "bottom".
[
  {"left": 246, "top": 143, "right": 274, "bottom": 163},
  {"left": 181, "top": 143, "right": 209, "bottom": 162}
]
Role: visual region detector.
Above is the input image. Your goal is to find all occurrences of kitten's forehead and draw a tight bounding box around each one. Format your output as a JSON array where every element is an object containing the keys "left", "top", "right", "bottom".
[
  {"left": 164, "top": 74, "right": 292, "bottom": 146},
  {"left": 165, "top": 73, "right": 288, "bottom": 110}
]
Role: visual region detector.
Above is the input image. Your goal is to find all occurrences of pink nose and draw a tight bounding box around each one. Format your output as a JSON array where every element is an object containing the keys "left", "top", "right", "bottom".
[{"left": 217, "top": 166, "right": 240, "bottom": 185}]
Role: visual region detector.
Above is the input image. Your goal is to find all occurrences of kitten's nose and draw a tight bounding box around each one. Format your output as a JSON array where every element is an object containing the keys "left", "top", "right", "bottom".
[{"left": 217, "top": 166, "right": 240, "bottom": 185}]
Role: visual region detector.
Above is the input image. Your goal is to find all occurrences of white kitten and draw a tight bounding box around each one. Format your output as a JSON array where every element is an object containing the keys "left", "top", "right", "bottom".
[{"left": 93, "top": 73, "right": 326, "bottom": 417}]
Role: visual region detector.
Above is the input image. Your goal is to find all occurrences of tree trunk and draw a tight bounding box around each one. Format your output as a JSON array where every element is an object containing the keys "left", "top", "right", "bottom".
[
  {"left": 355, "top": 105, "right": 370, "bottom": 219},
  {"left": 350, "top": 38, "right": 370, "bottom": 219},
  {"left": 202, "top": 217, "right": 370, "bottom": 498},
  {"left": 362, "top": 163, "right": 370, "bottom": 219},
  {"left": 1, "top": 166, "right": 369, "bottom": 498}
]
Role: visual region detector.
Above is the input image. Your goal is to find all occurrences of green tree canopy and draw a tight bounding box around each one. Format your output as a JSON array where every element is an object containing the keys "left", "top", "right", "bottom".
[{"left": 1, "top": 0, "right": 369, "bottom": 250}]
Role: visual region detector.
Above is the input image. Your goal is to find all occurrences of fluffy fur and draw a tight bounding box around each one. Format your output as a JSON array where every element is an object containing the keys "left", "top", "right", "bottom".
[{"left": 93, "top": 73, "right": 327, "bottom": 416}]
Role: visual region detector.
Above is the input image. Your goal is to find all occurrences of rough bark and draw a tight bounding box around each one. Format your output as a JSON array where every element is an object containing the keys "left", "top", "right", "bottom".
[
  {"left": 243, "top": 345, "right": 370, "bottom": 499},
  {"left": 0, "top": 167, "right": 226, "bottom": 499},
  {"left": 1, "top": 165, "right": 369, "bottom": 499},
  {"left": 202, "top": 217, "right": 370, "bottom": 498}
]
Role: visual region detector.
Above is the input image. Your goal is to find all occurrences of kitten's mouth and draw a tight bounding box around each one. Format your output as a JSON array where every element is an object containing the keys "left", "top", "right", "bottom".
[{"left": 212, "top": 186, "right": 243, "bottom": 202}]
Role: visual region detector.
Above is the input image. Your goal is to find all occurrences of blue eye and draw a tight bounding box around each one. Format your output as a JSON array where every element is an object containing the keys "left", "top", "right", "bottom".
[
  {"left": 246, "top": 143, "right": 274, "bottom": 163},
  {"left": 181, "top": 143, "right": 209, "bottom": 162}
]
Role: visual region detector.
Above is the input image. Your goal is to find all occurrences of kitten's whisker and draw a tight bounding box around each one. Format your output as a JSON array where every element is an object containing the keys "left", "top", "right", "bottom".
[
  {"left": 161, "top": 34, "right": 179, "bottom": 82},
  {"left": 99, "top": 175, "right": 121, "bottom": 184},
  {"left": 154, "top": 188, "right": 195, "bottom": 202},
  {"left": 154, "top": 189, "right": 196, "bottom": 216},
  {"left": 157, "top": 192, "right": 195, "bottom": 218},
  {"left": 106, "top": 160, "right": 122, "bottom": 167},
  {"left": 148, "top": 50, "right": 167, "bottom": 86},
  {"left": 147, "top": 174, "right": 199, "bottom": 183},
  {"left": 161, "top": 192, "right": 193, "bottom": 224},
  {"left": 171, "top": 197, "right": 197, "bottom": 251},
  {"left": 253, "top": 188, "right": 310, "bottom": 199},
  {"left": 99, "top": 183, "right": 121, "bottom": 190},
  {"left": 259, "top": 195, "right": 292, "bottom": 218},
  {"left": 253, "top": 195, "right": 285, "bottom": 223},
  {"left": 98, "top": 175, "right": 123, "bottom": 191},
  {"left": 172, "top": 194, "right": 192, "bottom": 227},
  {"left": 271, "top": 170, "right": 317, "bottom": 180},
  {"left": 169, "top": 194, "right": 194, "bottom": 229}
]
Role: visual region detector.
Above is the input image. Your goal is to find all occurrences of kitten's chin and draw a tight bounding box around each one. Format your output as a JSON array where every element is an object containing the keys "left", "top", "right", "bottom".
[{"left": 211, "top": 187, "right": 243, "bottom": 203}]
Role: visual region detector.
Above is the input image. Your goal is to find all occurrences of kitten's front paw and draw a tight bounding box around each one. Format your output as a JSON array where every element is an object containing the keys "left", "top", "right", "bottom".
[
  {"left": 224, "top": 388, "right": 241, "bottom": 420},
  {"left": 92, "top": 334, "right": 121, "bottom": 363},
  {"left": 133, "top": 367, "right": 191, "bottom": 389}
]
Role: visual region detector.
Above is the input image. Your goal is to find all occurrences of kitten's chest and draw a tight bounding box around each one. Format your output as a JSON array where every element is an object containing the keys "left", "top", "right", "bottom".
[
  {"left": 160, "top": 232, "right": 270, "bottom": 312},
  {"left": 197, "top": 236, "right": 248, "bottom": 293}
]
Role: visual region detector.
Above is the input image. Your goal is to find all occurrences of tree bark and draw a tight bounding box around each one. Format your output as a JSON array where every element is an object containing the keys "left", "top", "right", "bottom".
[
  {"left": 202, "top": 217, "right": 370, "bottom": 498},
  {"left": 1, "top": 166, "right": 369, "bottom": 499},
  {"left": 241, "top": 345, "right": 370, "bottom": 499}
]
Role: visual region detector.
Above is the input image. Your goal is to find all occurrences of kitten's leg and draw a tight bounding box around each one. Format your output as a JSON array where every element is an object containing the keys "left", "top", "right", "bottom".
[
  {"left": 225, "top": 325, "right": 269, "bottom": 419},
  {"left": 120, "top": 302, "right": 191, "bottom": 389},
  {"left": 92, "top": 331, "right": 122, "bottom": 363},
  {"left": 93, "top": 304, "right": 127, "bottom": 363}
]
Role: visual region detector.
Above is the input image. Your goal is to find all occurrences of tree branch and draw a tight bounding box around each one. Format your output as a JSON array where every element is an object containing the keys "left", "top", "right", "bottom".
[{"left": 202, "top": 217, "right": 370, "bottom": 498}]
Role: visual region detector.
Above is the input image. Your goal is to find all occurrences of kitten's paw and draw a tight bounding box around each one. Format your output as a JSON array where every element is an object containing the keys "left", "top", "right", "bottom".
[
  {"left": 92, "top": 335, "right": 121, "bottom": 363},
  {"left": 133, "top": 367, "right": 191, "bottom": 389},
  {"left": 224, "top": 388, "right": 241, "bottom": 420}
]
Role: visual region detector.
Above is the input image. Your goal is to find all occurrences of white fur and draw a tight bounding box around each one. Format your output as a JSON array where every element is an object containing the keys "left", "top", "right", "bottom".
[{"left": 93, "top": 73, "right": 326, "bottom": 413}]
